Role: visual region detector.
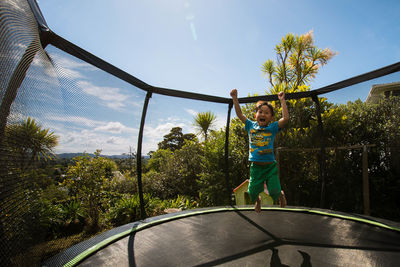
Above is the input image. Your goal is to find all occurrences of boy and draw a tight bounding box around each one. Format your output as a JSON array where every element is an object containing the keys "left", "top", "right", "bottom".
[{"left": 230, "top": 89, "right": 289, "bottom": 212}]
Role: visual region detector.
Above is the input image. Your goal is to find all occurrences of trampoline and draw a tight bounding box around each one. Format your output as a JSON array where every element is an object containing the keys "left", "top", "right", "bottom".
[{"left": 43, "top": 206, "right": 400, "bottom": 266}]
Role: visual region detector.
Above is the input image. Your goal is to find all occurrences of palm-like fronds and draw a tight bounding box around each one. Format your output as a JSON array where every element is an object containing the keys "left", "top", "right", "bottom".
[
  {"left": 193, "top": 111, "right": 217, "bottom": 141},
  {"left": 263, "top": 30, "right": 337, "bottom": 93},
  {"left": 5, "top": 117, "right": 59, "bottom": 169}
]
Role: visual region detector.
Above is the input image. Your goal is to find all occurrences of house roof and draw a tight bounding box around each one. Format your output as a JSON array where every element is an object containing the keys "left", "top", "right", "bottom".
[
  {"left": 233, "top": 179, "right": 270, "bottom": 195},
  {"left": 366, "top": 81, "right": 400, "bottom": 103},
  {"left": 233, "top": 179, "right": 249, "bottom": 193}
]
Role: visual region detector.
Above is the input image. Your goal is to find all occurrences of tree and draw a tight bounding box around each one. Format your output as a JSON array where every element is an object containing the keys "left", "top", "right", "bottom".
[
  {"left": 116, "top": 146, "right": 136, "bottom": 173},
  {"left": 0, "top": 117, "right": 58, "bottom": 266},
  {"left": 147, "top": 149, "right": 173, "bottom": 173},
  {"left": 193, "top": 111, "right": 217, "bottom": 141},
  {"left": 158, "top": 127, "right": 196, "bottom": 151},
  {"left": 261, "top": 30, "right": 336, "bottom": 93},
  {"left": 145, "top": 139, "right": 203, "bottom": 199},
  {"left": 5, "top": 117, "right": 58, "bottom": 170},
  {"left": 63, "top": 150, "right": 118, "bottom": 232},
  {"left": 260, "top": 31, "right": 337, "bottom": 136}
]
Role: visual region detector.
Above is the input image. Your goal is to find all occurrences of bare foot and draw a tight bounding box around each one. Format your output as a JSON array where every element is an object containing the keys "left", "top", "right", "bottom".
[
  {"left": 254, "top": 196, "right": 261, "bottom": 213},
  {"left": 279, "top": 191, "right": 287, "bottom": 208}
]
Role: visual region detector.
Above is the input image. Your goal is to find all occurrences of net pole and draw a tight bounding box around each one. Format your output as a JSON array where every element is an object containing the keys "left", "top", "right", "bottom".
[
  {"left": 137, "top": 91, "right": 152, "bottom": 219},
  {"left": 312, "top": 95, "right": 327, "bottom": 208},
  {"left": 224, "top": 102, "right": 233, "bottom": 204},
  {"left": 362, "top": 145, "right": 370, "bottom": 215}
]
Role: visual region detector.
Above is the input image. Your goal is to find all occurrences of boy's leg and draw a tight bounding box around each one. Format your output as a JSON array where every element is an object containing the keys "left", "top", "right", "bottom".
[
  {"left": 265, "top": 162, "right": 283, "bottom": 204},
  {"left": 248, "top": 163, "right": 266, "bottom": 212},
  {"left": 279, "top": 190, "right": 287, "bottom": 208},
  {"left": 255, "top": 196, "right": 261, "bottom": 213}
]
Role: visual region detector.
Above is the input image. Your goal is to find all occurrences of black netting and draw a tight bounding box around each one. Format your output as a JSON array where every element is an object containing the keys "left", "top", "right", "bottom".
[
  {"left": 1, "top": 0, "right": 47, "bottom": 265},
  {"left": 1, "top": 1, "right": 144, "bottom": 265}
]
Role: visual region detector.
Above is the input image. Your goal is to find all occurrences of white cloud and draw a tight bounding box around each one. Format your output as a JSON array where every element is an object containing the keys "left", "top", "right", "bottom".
[
  {"left": 144, "top": 121, "right": 185, "bottom": 140},
  {"left": 46, "top": 115, "right": 137, "bottom": 134},
  {"left": 44, "top": 55, "right": 86, "bottom": 81},
  {"left": 77, "top": 80, "right": 129, "bottom": 110},
  {"left": 214, "top": 113, "right": 227, "bottom": 130},
  {"left": 55, "top": 128, "right": 137, "bottom": 155},
  {"left": 94, "top": 121, "right": 136, "bottom": 134},
  {"left": 51, "top": 53, "right": 96, "bottom": 72},
  {"left": 45, "top": 115, "right": 104, "bottom": 127},
  {"left": 44, "top": 114, "right": 139, "bottom": 155},
  {"left": 28, "top": 52, "right": 139, "bottom": 113},
  {"left": 106, "top": 136, "right": 119, "bottom": 144}
]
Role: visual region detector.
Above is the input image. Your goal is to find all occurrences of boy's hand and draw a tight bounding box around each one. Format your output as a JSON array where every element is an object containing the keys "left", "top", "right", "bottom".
[
  {"left": 277, "top": 91, "right": 289, "bottom": 128},
  {"left": 230, "top": 89, "right": 238, "bottom": 99},
  {"left": 278, "top": 91, "right": 285, "bottom": 100},
  {"left": 230, "top": 88, "right": 247, "bottom": 123}
]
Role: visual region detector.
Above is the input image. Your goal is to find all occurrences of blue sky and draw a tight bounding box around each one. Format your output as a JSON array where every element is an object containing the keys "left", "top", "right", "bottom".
[{"left": 30, "top": 0, "right": 400, "bottom": 155}]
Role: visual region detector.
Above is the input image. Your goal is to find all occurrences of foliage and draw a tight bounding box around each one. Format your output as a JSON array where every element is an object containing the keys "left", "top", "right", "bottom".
[
  {"left": 3, "top": 188, "right": 64, "bottom": 250},
  {"left": 144, "top": 140, "right": 203, "bottom": 198},
  {"left": 197, "top": 134, "right": 229, "bottom": 205},
  {"left": 4, "top": 117, "right": 58, "bottom": 170},
  {"left": 59, "top": 199, "right": 85, "bottom": 235},
  {"left": 277, "top": 97, "right": 400, "bottom": 216},
  {"left": 41, "top": 183, "right": 69, "bottom": 202},
  {"left": 106, "top": 193, "right": 154, "bottom": 226},
  {"left": 328, "top": 98, "right": 400, "bottom": 216},
  {"left": 62, "top": 150, "right": 118, "bottom": 232},
  {"left": 157, "top": 127, "right": 197, "bottom": 151},
  {"left": 159, "top": 194, "right": 199, "bottom": 211},
  {"left": 197, "top": 129, "right": 248, "bottom": 206},
  {"left": 106, "top": 193, "right": 198, "bottom": 227},
  {"left": 170, "top": 140, "right": 203, "bottom": 196},
  {"left": 193, "top": 111, "right": 217, "bottom": 141},
  {"left": 261, "top": 30, "right": 336, "bottom": 92},
  {"left": 109, "top": 171, "right": 137, "bottom": 195},
  {"left": 114, "top": 148, "right": 135, "bottom": 173},
  {"left": 147, "top": 149, "right": 173, "bottom": 173},
  {"left": 0, "top": 117, "right": 60, "bottom": 266}
]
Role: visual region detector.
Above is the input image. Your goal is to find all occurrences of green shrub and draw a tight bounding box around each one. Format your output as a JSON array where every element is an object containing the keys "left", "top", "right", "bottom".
[
  {"left": 107, "top": 193, "right": 161, "bottom": 226},
  {"left": 59, "top": 199, "right": 85, "bottom": 235}
]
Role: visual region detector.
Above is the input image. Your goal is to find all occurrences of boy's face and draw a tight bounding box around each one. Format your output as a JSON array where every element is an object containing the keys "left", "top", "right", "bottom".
[{"left": 255, "top": 105, "right": 273, "bottom": 126}]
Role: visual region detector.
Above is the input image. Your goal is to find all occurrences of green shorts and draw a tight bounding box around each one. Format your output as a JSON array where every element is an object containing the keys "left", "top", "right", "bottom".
[{"left": 248, "top": 161, "right": 281, "bottom": 202}]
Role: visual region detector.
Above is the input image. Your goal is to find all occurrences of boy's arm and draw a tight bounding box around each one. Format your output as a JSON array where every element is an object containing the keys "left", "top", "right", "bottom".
[
  {"left": 230, "top": 89, "right": 247, "bottom": 123},
  {"left": 278, "top": 91, "right": 289, "bottom": 128}
]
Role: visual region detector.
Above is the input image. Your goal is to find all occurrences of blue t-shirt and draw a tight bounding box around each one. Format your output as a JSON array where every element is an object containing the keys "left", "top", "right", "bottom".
[{"left": 245, "top": 119, "right": 280, "bottom": 162}]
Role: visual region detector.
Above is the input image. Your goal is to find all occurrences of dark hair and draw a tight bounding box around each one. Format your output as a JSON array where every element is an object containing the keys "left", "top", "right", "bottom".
[{"left": 255, "top": 101, "right": 274, "bottom": 116}]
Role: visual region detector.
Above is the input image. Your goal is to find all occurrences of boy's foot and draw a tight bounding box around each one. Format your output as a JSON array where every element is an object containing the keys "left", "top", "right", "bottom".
[
  {"left": 254, "top": 196, "right": 261, "bottom": 213},
  {"left": 279, "top": 191, "right": 287, "bottom": 208}
]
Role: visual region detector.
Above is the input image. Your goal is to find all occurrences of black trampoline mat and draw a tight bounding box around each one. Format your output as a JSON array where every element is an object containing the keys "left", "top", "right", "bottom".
[{"left": 77, "top": 209, "right": 400, "bottom": 266}]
